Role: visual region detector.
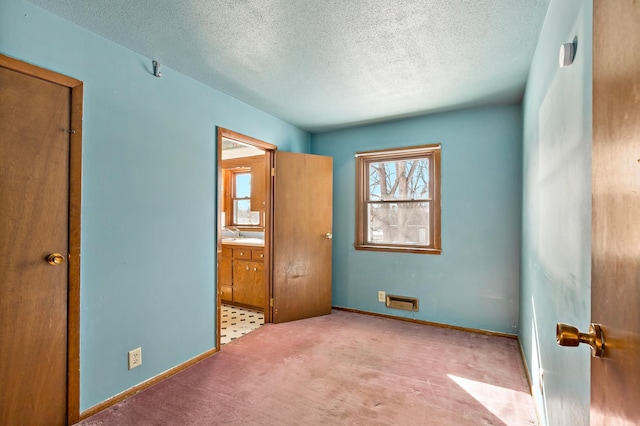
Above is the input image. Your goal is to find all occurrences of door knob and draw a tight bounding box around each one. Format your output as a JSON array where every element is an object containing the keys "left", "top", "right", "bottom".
[
  {"left": 47, "top": 253, "right": 65, "bottom": 265},
  {"left": 325, "top": 233, "right": 333, "bottom": 239},
  {"left": 556, "top": 322, "right": 605, "bottom": 358}
]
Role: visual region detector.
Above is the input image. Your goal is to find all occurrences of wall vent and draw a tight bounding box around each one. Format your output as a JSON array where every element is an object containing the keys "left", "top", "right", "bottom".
[{"left": 385, "top": 295, "right": 419, "bottom": 312}]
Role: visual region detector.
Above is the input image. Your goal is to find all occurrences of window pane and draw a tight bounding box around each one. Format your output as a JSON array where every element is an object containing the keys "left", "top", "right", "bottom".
[
  {"left": 235, "top": 173, "right": 251, "bottom": 198},
  {"left": 368, "top": 158, "right": 430, "bottom": 201},
  {"left": 233, "top": 199, "right": 252, "bottom": 224},
  {"left": 367, "top": 202, "right": 430, "bottom": 245}
]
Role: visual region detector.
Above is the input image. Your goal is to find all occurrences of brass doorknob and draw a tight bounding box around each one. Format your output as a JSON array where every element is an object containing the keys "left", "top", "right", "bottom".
[
  {"left": 556, "top": 322, "right": 605, "bottom": 358},
  {"left": 47, "top": 253, "right": 65, "bottom": 265},
  {"left": 325, "top": 233, "right": 333, "bottom": 239}
]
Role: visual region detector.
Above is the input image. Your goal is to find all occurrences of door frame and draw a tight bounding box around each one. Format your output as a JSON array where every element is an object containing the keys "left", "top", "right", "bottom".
[
  {"left": 0, "top": 54, "right": 83, "bottom": 424},
  {"left": 215, "top": 127, "right": 276, "bottom": 349}
]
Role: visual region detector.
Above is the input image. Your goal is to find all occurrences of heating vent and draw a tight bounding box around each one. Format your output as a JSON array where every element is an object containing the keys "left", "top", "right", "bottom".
[{"left": 385, "top": 295, "right": 419, "bottom": 312}]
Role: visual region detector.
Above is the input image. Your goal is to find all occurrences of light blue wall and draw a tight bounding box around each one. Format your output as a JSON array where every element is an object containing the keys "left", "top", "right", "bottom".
[
  {"left": 311, "top": 105, "right": 522, "bottom": 334},
  {"left": 1, "top": 0, "right": 309, "bottom": 411},
  {"left": 520, "top": 1, "right": 592, "bottom": 425}
]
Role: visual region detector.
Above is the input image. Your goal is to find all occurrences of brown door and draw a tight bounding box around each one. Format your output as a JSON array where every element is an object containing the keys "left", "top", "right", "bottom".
[
  {"left": 0, "top": 62, "right": 73, "bottom": 424},
  {"left": 591, "top": 2, "right": 640, "bottom": 424},
  {"left": 272, "top": 152, "right": 333, "bottom": 323}
]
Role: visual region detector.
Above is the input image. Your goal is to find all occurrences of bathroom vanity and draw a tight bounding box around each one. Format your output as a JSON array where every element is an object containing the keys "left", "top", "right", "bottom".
[{"left": 219, "top": 239, "right": 265, "bottom": 310}]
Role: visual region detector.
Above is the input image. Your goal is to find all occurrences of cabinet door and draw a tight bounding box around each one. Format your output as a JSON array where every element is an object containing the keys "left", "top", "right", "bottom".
[
  {"left": 252, "top": 262, "right": 265, "bottom": 308},
  {"left": 220, "top": 284, "right": 233, "bottom": 302},
  {"left": 251, "top": 156, "right": 266, "bottom": 214},
  {"left": 219, "top": 248, "right": 233, "bottom": 302},
  {"left": 232, "top": 259, "right": 264, "bottom": 309},
  {"left": 233, "top": 260, "right": 253, "bottom": 306},
  {"left": 219, "top": 249, "right": 232, "bottom": 286}
]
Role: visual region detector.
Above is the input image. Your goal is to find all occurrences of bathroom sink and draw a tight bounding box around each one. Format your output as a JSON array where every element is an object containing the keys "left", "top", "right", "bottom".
[{"left": 221, "top": 237, "right": 264, "bottom": 247}]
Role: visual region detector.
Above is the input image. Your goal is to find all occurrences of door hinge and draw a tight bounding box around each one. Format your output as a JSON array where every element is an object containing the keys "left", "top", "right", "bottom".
[
  {"left": 270, "top": 298, "right": 274, "bottom": 307},
  {"left": 271, "top": 167, "right": 275, "bottom": 177}
]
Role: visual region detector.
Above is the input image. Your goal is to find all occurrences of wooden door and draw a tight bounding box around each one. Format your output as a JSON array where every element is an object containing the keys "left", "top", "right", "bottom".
[
  {"left": 591, "top": 2, "right": 640, "bottom": 424},
  {"left": 0, "top": 57, "right": 81, "bottom": 425},
  {"left": 272, "top": 152, "right": 333, "bottom": 323}
]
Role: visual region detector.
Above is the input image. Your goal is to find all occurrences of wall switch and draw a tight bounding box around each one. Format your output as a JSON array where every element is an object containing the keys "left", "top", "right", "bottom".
[
  {"left": 378, "top": 291, "right": 386, "bottom": 302},
  {"left": 128, "top": 347, "right": 142, "bottom": 370}
]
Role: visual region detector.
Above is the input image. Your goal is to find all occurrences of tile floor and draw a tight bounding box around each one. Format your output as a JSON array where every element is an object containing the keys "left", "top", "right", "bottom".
[{"left": 220, "top": 304, "right": 264, "bottom": 345}]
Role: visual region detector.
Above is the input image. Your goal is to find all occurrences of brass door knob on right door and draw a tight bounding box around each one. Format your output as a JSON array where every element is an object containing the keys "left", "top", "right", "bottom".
[
  {"left": 47, "top": 253, "right": 65, "bottom": 265},
  {"left": 556, "top": 322, "right": 605, "bottom": 357}
]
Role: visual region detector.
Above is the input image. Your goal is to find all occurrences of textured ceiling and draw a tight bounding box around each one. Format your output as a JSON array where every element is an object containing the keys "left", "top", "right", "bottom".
[{"left": 26, "top": 0, "right": 550, "bottom": 132}]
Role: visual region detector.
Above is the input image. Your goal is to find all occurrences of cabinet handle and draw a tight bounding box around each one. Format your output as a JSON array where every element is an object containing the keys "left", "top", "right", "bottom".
[
  {"left": 246, "top": 266, "right": 250, "bottom": 271},
  {"left": 260, "top": 253, "right": 264, "bottom": 258},
  {"left": 253, "top": 267, "right": 257, "bottom": 271},
  {"left": 240, "top": 252, "right": 244, "bottom": 256}
]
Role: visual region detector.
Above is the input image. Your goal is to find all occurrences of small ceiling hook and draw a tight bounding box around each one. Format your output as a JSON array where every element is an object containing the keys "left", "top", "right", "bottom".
[{"left": 152, "top": 60, "right": 162, "bottom": 78}]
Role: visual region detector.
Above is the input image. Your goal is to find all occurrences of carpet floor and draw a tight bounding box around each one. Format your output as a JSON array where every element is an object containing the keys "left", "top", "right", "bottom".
[{"left": 80, "top": 310, "right": 537, "bottom": 425}]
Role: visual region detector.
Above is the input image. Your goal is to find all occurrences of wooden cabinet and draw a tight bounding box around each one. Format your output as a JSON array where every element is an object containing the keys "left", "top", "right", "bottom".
[
  {"left": 233, "top": 247, "right": 251, "bottom": 260},
  {"left": 219, "top": 246, "right": 233, "bottom": 302},
  {"left": 251, "top": 156, "right": 266, "bottom": 214},
  {"left": 252, "top": 248, "right": 264, "bottom": 261},
  {"left": 220, "top": 244, "right": 265, "bottom": 310},
  {"left": 252, "top": 262, "right": 265, "bottom": 307},
  {"left": 233, "top": 260, "right": 264, "bottom": 307}
]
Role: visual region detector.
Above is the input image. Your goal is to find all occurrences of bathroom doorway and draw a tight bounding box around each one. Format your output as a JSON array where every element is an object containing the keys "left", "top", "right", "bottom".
[
  {"left": 215, "top": 128, "right": 334, "bottom": 348},
  {"left": 216, "top": 128, "right": 275, "bottom": 348}
]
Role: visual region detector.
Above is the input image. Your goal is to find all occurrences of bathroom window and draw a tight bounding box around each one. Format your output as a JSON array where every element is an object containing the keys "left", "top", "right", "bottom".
[
  {"left": 221, "top": 155, "right": 265, "bottom": 229},
  {"left": 231, "top": 171, "right": 254, "bottom": 225},
  {"left": 355, "top": 144, "right": 441, "bottom": 254}
]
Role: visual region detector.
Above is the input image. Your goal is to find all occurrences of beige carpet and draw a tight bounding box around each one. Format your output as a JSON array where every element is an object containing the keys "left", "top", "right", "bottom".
[{"left": 80, "top": 310, "right": 537, "bottom": 425}]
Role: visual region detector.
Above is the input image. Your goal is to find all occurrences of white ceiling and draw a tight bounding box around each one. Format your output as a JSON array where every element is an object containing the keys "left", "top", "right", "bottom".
[{"left": 27, "top": 0, "right": 550, "bottom": 133}]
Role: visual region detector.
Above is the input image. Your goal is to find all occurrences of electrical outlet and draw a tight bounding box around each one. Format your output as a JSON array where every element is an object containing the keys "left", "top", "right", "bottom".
[
  {"left": 128, "top": 347, "right": 142, "bottom": 370},
  {"left": 378, "top": 291, "right": 386, "bottom": 303}
]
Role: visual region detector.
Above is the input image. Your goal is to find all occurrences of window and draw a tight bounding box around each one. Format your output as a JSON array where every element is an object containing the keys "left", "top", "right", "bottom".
[
  {"left": 228, "top": 169, "right": 262, "bottom": 226},
  {"left": 355, "top": 144, "right": 441, "bottom": 254},
  {"left": 231, "top": 170, "right": 258, "bottom": 225},
  {"left": 221, "top": 155, "right": 266, "bottom": 229}
]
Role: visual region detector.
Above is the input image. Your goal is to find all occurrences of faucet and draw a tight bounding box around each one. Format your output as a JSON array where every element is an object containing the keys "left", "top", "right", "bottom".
[{"left": 223, "top": 226, "right": 241, "bottom": 238}]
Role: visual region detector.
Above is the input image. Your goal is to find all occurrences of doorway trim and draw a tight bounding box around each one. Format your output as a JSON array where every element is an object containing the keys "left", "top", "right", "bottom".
[
  {"left": 0, "top": 54, "right": 83, "bottom": 424},
  {"left": 216, "top": 127, "right": 276, "bottom": 349}
]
